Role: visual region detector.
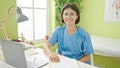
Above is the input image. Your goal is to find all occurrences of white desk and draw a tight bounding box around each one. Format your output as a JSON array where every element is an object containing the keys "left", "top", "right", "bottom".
[
  {"left": 0, "top": 44, "right": 98, "bottom": 68},
  {"left": 25, "top": 47, "right": 98, "bottom": 68}
]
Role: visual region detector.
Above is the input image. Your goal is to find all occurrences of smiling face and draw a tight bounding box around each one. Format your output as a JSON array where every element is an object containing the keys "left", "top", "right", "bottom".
[
  {"left": 61, "top": 3, "right": 80, "bottom": 24},
  {"left": 63, "top": 8, "right": 78, "bottom": 26}
]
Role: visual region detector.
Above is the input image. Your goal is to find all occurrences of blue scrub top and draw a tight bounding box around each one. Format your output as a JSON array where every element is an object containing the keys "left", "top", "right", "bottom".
[{"left": 48, "top": 25, "right": 94, "bottom": 60}]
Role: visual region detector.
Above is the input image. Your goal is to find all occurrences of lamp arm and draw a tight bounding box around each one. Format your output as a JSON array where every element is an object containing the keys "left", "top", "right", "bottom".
[
  {"left": 2, "top": 6, "right": 16, "bottom": 26},
  {"left": 0, "top": 26, "right": 8, "bottom": 39},
  {"left": 0, "top": 5, "right": 15, "bottom": 39}
]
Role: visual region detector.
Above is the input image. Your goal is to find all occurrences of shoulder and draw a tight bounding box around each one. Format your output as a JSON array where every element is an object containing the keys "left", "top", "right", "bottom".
[
  {"left": 52, "top": 25, "right": 66, "bottom": 35},
  {"left": 77, "top": 27, "right": 90, "bottom": 37},
  {"left": 55, "top": 25, "right": 66, "bottom": 31}
]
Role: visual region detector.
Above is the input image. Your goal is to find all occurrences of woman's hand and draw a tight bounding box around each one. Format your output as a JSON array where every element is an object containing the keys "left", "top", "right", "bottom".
[
  {"left": 43, "top": 42, "right": 60, "bottom": 62},
  {"left": 48, "top": 53, "right": 60, "bottom": 63}
]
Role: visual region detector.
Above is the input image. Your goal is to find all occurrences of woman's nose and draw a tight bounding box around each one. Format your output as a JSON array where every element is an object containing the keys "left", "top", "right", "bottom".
[{"left": 66, "top": 14, "right": 72, "bottom": 18}]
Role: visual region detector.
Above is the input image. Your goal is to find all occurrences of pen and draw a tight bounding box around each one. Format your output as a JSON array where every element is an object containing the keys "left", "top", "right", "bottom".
[
  {"left": 33, "top": 57, "right": 36, "bottom": 64},
  {"left": 38, "top": 62, "right": 49, "bottom": 68}
]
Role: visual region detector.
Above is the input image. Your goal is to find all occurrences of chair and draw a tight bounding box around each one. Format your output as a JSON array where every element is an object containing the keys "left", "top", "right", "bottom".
[{"left": 89, "top": 54, "right": 94, "bottom": 66}]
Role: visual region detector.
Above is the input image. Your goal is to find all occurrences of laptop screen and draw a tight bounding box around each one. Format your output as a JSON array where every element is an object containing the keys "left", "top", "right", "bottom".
[{"left": 0, "top": 39, "right": 27, "bottom": 68}]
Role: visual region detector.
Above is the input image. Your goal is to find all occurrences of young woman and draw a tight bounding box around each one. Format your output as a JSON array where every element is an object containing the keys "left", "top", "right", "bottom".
[{"left": 43, "top": 3, "right": 94, "bottom": 63}]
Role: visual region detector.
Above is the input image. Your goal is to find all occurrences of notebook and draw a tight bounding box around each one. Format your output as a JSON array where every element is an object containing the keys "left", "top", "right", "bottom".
[{"left": 0, "top": 39, "right": 47, "bottom": 68}]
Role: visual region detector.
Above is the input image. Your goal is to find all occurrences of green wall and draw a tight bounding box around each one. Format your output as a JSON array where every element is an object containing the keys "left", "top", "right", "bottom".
[
  {"left": 50, "top": 0, "right": 120, "bottom": 39},
  {"left": 1, "top": 0, "right": 120, "bottom": 39},
  {"left": 80, "top": 0, "right": 120, "bottom": 39},
  {"left": 50, "top": 0, "right": 56, "bottom": 35},
  {"left": 0, "top": 0, "right": 18, "bottom": 39}
]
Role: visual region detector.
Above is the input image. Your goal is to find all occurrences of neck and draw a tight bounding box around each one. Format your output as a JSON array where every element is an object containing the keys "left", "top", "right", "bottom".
[
  {"left": 66, "top": 25, "right": 77, "bottom": 35},
  {"left": 66, "top": 24, "right": 76, "bottom": 30}
]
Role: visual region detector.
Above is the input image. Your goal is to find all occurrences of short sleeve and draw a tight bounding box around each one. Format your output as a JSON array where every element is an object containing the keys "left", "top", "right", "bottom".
[
  {"left": 48, "top": 27, "right": 60, "bottom": 46},
  {"left": 84, "top": 33, "right": 94, "bottom": 54}
]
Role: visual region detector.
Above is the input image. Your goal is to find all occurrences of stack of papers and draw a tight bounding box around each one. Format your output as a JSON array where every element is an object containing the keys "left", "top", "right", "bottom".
[
  {"left": 50, "top": 55, "right": 79, "bottom": 68},
  {"left": 50, "top": 55, "right": 99, "bottom": 68},
  {"left": 25, "top": 48, "right": 49, "bottom": 68}
]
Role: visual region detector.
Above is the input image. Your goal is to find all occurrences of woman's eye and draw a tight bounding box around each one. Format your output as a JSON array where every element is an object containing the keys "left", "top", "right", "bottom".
[
  {"left": 70, "top": 13, "right": 75, "bottom": 16},
  {"left": 63, "top": 12, "right": 76, "bottom": 17},
  {"left": 64, "top": 13, "right": 68, "bottom": 16}
]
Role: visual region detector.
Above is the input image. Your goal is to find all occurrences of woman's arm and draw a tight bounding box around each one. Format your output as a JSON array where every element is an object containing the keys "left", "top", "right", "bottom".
[
  {"left": 43, "top": 42, "right": 52, "bottom": 56},
  {"left": 78, "top": 54, "right": 90, "bottom": 62},
  {"left": 43, "top": 42, "right": 60, "bottom": 62}
]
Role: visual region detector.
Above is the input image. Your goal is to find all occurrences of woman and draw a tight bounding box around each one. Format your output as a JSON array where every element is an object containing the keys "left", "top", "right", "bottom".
[{"left": 43, "top": 3, "right": 94, "bottom": 63}]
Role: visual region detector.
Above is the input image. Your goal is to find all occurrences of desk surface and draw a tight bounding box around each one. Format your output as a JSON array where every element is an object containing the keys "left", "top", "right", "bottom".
[
  {"left": 25, "top": 48, "right": 98, "bottom": 68},
  {"left": 0, "top": 44, "right": 98, "bottom": 68}
]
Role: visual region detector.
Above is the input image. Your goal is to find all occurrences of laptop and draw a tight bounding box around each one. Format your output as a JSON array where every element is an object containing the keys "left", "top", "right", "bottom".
[{"left": 0, "top": 39, "right": 46, "bottom": 68}]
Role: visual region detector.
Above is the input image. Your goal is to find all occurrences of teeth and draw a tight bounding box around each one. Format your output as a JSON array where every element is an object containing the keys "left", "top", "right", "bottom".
[
  {"left": 66, "top": 19, "right": 71, "bottom": 21},
  {"left": 66, "top": 21, "right": 71, "bottom": 22},
  {"left": 67, "top": 20, "right": 71, "bottom": 21},
  {"left": 65, "top": 19, "right": 72, "bottom": 23}
]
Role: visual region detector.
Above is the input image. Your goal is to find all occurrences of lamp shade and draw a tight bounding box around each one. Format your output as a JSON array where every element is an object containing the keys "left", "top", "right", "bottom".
[{"left": 16, "top": 7, "right": 28, "bottom": 23}]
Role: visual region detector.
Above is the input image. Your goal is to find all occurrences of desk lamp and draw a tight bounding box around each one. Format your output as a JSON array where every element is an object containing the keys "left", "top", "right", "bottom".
[
  {"left": 0, "top": 6, "right": 28, "bottom": 39},
  {"left": 16, "top": 7, "right": 28, "bottom": 23}
]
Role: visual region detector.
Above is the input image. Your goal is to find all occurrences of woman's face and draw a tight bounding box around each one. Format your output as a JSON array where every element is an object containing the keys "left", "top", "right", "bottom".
[{"left": 63, "top": 8, "right": 78, "bottom": 25}]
